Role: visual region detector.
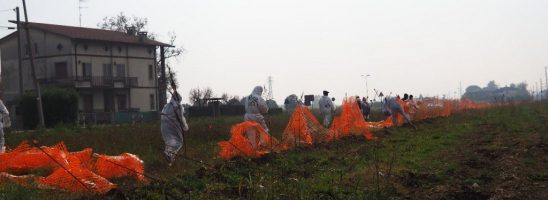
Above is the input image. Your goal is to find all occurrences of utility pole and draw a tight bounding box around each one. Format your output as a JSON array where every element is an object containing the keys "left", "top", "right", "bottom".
[
  {"left": 22, "top": 0, "right": 45, "bottom": 128},
  {"left": 361, "top": 74, "right": 371, "bottom": 98},
  {"left": 541, "top": 79, "right": 544, "bottom": 101},
  {"left": 535, "top": 82, "right": 538, "bottom": 101},
  {"left": 267, "top": 76, "right": 273, "bottom": 100},
  {"left": 544, "top": 66, "right": 548, "bottom": 99},
  {"left": 16, "top": 7, "right": 23, "bottom": 96}
]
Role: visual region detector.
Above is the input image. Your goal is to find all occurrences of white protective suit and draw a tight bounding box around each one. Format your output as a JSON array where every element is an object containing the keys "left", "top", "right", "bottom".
[
  {"left": 318, "top": 95, "right": 335, "bottom": 128},
  {"left": 244, "top": 86, "right": 269, "bottom": 132},
  {"left": 161, "top": 93, "right": 189, "bottom": 163},
  {"left": 0, "top": 100, "right": 9, "bottom": 153},
  {"left": 383, "top": 97, "right": 412, "bottom": 126}
]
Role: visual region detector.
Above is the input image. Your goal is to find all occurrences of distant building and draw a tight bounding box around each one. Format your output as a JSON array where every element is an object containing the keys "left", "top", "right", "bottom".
[{"left": 0, "top": 21, "right": 172, "bottom": 125}]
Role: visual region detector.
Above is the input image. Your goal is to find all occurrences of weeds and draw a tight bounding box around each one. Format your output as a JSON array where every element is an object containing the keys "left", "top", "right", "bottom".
[{"left": 1, "top": 102, "right": 547, "bottom": 199}]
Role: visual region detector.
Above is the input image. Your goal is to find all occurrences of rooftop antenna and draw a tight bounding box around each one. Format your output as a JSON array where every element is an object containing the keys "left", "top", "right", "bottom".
[
  {"left": 78, "top": 0, "right": 88, "bottom": 27},
  {"left": 267, "top": 76, "right": 273, "bottom": 100}
]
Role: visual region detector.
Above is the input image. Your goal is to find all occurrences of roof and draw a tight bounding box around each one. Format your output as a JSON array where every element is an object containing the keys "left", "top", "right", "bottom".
[{"left": 1, "top": 21, "right": 172, "bottom": 47}]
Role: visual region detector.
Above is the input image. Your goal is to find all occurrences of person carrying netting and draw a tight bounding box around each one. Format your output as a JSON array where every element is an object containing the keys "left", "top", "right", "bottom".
[
  {"left": 243, "top": 86, "right": 270, "bottom": 132},
  {"left": 0, "top": 98, "right": 8, "bottom": 153},
  {"left": 161, "top": 92, "right": 189, "bottom": 166},
  {"left": 383, "top": 96, "right": 416, "bottom": 129},
  {"left": 319, "top": 90, "right": 336, "bottom": 128}
]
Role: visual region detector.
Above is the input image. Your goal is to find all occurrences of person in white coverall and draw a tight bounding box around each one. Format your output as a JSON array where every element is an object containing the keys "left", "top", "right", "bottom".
[
  {"left": 161, "top": 92, "right": 189, "bottom": 166},
  {"left": 319, "top": 91, "right": 335, "bottom": 128},
  {"left": 244, "top": 86, "right": 269, "bottom": 132},
  {"left": 0, "top": 99, "right": 9, "bottom": 153},
  {"left": 383, "top": 97, "right": 415, "bottom": 128}
]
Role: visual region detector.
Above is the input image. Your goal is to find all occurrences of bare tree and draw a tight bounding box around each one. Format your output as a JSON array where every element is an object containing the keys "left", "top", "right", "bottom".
[
  {"left": 98, "top": 12, "right": 184, "bottom": 75},
  {"left": 189, "top": 88, "right": 203, "bottom": 106},
  {"left": 188, "top": 87, "right": 214, "bottom": 106},
  {"left": 220, "top": 93, "right": 229, "bottom": 104}
]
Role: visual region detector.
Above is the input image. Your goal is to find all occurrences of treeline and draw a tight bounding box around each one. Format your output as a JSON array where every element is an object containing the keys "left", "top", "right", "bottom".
[{"left": 463, "top": 81, "right": 531, "bottom": 102}]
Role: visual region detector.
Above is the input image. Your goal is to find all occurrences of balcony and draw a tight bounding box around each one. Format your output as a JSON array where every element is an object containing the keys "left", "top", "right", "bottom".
[{"left": 39, "top": 76, "right": 138, "bottom": 88}]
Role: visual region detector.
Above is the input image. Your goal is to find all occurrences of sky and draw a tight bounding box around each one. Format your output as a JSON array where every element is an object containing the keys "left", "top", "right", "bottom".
[{"left": 1, "top": 0, "right": 547, "bottom": 104}]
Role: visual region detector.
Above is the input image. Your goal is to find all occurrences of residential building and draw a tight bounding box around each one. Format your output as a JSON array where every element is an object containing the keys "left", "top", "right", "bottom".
[{"left": 0, "top": 21, "right": 171, "bottom": 125}]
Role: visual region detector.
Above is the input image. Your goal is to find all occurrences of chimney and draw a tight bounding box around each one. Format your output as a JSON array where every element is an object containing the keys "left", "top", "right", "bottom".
[
  {"left": 138, "top": 31, "right": 148, "bottom": 42},
  {"left": 126, "top": 26, "right": 136, "bottom": 35}
]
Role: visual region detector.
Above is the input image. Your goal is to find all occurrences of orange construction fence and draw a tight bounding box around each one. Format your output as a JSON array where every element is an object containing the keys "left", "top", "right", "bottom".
[
  {"left": 0, "top": 141, "right": 147, "bottom": 194},
  {"left": 218, "top": 97, "right": 490, "bottom": 160}
]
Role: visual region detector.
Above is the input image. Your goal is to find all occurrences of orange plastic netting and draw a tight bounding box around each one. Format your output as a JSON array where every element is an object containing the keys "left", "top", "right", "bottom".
[
  {"left": 38, "top": 162, "right": 116, "bottom": 194},
  {"left": 279, "top": 104, "right": 332, "bottom": 148},
  {"left": 94, "top": 153, "right": 147, "bottom": 183},
  {"left": 218, "top": 97, "right": 490, "bottom": 160},
  {"left": 218, "top": 121, "right": 281, "bottom": 160},
  {"left": 0, "top": 141, "right": 147, "bottom": 194},
  {"left": 327, "top": 98, "right": 375, "bottom": 141}
]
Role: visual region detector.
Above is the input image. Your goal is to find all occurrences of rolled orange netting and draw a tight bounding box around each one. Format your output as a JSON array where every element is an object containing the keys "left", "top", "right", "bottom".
[
  {"left": 93, "top": 153, "right": 147, "bottom": 183},
  {"left": 38, "top": 162, "right": 116, "bottom": 194},
  {"left": 218, "top": 121, "right": 280, "bottom": 160},
  {"left": 0, "top": 142, "right": 70, "bottom": 175},
  {"left": 0, "top": 140, "right": 147, "bottom": 194}
]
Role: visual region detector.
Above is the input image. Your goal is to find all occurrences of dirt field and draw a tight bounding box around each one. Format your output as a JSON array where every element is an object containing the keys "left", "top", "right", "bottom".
[{"left": 1, "top": 102, "right": 546, "bottom": 199}]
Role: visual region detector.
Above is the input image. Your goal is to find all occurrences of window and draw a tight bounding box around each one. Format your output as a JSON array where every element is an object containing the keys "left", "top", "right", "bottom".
[
  {"left": 115, "top": 64, "right": 126, "bottom": 77},
  {"left": 34, "top": 42, "right": 38, "bottom": 54},
  {"left": 54, "top": 62, "right": 68, "bottom": 78},
  {"left": 104, "top": 45, "right": 109, "bottom": 51},
  {"left": 118, "top": 46, "right": 122, "bottom": 53},
  {"left": 150, "top": 94, "right": 155, "bottom": 110},
  {"left": 83, "top": 44, "right": 88, "bottom": 51},
  {"left": 82, "top": 63, "right": 92, "bottom": 78},
  {"left": 148, "top": 65, "right": 153, "bottom": 80},
  {"left": 103, "top": 64, "right": 112, "bottom": 77}
]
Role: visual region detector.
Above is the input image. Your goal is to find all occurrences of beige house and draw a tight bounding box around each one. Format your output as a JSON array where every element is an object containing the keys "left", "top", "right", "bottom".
[{"left": 0, "top": 22, "right": 171, "bottom": 124}]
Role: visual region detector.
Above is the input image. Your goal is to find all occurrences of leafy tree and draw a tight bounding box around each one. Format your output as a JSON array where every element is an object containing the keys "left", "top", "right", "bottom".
[
  {"left": 517, "top": 82, "right": 528, "bottom": 90},
  {"left": 485, "top": 80, "right": 499, "bottom": 91},
  {"left": 19, "top": 88, "right": 78, "bottom": 129},
  {"left": 465, "top": 85, "right": 482, "bottom": 93}
]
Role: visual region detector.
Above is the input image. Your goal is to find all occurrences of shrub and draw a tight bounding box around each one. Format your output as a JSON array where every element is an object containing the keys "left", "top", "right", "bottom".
[{"left": 18, "top": 88, "right": 79, "bottom": 129}]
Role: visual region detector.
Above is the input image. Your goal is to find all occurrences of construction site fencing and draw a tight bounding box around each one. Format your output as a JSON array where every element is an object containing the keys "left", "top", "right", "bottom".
[
  {"left": 0, "top": 141, "right": 147, "bottom": 194},
  {"left": 218, "top": 97, "right": 490, "bottom": 160}
]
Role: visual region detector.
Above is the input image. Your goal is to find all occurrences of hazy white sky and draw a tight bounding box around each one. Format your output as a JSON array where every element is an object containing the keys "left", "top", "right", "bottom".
[{"left": 1, "top": 0, "right": 547, "bottom": 104}]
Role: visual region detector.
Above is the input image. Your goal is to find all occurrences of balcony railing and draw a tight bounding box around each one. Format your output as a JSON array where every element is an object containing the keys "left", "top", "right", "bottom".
[{"left": 39, "top": 76, "right": 138, "bottom": 88}]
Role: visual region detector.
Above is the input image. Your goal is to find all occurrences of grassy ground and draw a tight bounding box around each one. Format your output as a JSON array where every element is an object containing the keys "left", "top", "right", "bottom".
[{"left": 0, "top": 102, "right": 546, "bottom": 199}]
